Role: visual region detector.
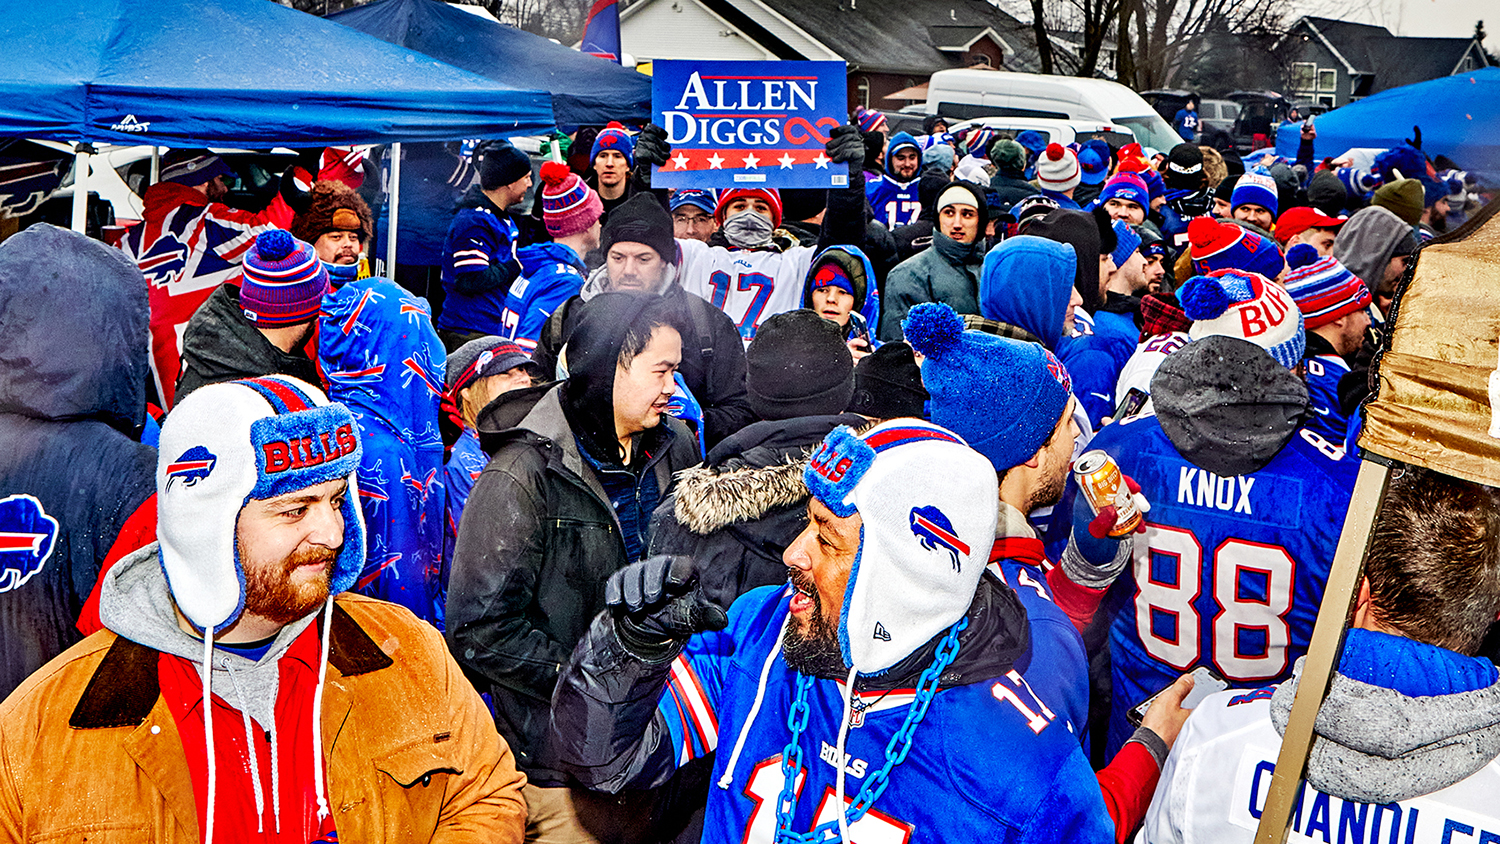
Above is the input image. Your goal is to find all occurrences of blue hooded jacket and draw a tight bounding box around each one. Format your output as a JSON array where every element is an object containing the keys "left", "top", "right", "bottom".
[
  {"left": 979, "top": 235, "right": 1077, "bottom": 349},
  {"left": 319, "top": 277, "right": 448, "bottom": 626},
  {"left": 803, "top": 244, "right": 882, "bottom": 346}
]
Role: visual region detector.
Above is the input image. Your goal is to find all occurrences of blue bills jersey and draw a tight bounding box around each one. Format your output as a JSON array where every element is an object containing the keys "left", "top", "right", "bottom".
[
  {"left": 865, "top": 175, "right": 922, "bottom": 228},
  {"left": 1086, "top": 415, "right": 1357, "bottom": 755}
]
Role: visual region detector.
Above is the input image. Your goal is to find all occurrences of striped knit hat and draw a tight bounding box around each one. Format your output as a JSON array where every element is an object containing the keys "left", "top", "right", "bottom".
[
  {"left": 1181, "top": 268, "right": 1305, "bottom": 369},
  {"left": 539, "top": 161, "right": 603, "bottom": 237},
  {"left": 855, "top": 106, "right": 888, "bottom": 135},
  {"left": 1036, "top": 144, "right": 1081, "bottom": 192},
  {"left": 1282, "top": 243, "right": 1372, "bottom": 329},
  {"left": 240, "top": 230, "right": 329, "bottom": 326},
  {"left": 590, "top": 121, "right": 634, "bottom": 168}
]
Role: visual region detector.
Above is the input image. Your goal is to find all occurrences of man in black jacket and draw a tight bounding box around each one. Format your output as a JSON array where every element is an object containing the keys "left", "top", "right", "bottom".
[
  {"left": 175, "top": 230, "right": 329, "bottom": 400},
  {"left": 532, "top": 193, "right": 756, "bottom": 448},
  {"left": 447, "top": 292, "right": 700, "bottom": 842}
]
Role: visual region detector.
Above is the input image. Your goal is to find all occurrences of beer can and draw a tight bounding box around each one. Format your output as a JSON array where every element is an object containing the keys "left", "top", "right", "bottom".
[{"left": 1072, "top": 450, "right": 1142, "bottom": 538}]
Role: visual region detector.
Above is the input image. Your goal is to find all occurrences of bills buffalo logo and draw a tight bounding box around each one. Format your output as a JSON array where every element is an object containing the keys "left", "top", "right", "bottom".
[
  {"left": 1043, "top": 349, "right": 1072, "bottom": 392},
  {"left": 0, "top": 494, "right": 59, "bottom": 593},
  {"left": 909, "top": 505, "right": 969, "bottom": 572},
  {"left": 262, "top": 424, "right": 358, "bottom": 474},
  {"left": 166, "top": 446, "right": 218, "bottom": 490}
]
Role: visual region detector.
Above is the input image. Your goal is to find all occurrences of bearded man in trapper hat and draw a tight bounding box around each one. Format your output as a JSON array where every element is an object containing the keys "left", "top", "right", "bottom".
[
  {"left": 0, "top": 375, "right": 526, "bottom": 843},
  {"left": 551, "top": 418, "right": 1119, "bottom": 841}
]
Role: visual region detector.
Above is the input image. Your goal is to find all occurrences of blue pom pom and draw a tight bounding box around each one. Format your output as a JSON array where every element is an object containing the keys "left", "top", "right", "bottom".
[
  {"left": 902, "top": 303, "right": 963, "bottom": 359},
  {"left": 1179, "top": 275, "right": 1234, "bottom": 321},
  {"left": 256, "top": 229, "right": 296, "bottom": 261},
  {"left": 1285, "top": 243, "right": 1321, "bottom": 270}
]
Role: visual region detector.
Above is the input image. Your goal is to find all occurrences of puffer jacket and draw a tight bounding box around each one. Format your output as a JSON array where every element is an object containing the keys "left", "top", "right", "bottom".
[
  {"left": 648, "top": 413, "right": 868, "bottom": 608},
  {"left": 878, "top": 230, "right": 985, "bottom": 341},
  {"left": 176, "top": 282, "right": 322, "bottom": 401},
  {"left": 446, "top": 382, "right": 697, "bottom": 783},
  {"left": 0, "top": 587, "right": 527, "bottom": 843},
  {"left": 0, "top": 224, "right": 157, "bottom": 702}
]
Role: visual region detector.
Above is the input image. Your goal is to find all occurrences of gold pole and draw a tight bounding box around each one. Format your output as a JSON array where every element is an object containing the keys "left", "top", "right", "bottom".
[{"left": 1252, "top": 458, "right": 1392, "bottom": 842}]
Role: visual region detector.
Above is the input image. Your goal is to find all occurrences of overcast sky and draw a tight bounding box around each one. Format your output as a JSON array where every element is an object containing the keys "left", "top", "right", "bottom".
[{"left": 1304, "top": 0, "right": 1499, "bottom": 38}]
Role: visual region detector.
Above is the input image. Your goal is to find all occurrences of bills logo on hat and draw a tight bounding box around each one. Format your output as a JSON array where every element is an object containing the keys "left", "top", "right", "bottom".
[
  {"left": 805, "top": 426, "right": 877, "bottom": 517},
  {"left": 909, "top": 505, "right": 969, "bottom": 572},
  {"left": 166, "top": 446, "right": 218, "bottom": 490},
  {"left": 0, "top": 494, "right": 59, "bottom": 593},
  {"left": 1043, "top": 349, "right": 1072, "bottom": 392}
]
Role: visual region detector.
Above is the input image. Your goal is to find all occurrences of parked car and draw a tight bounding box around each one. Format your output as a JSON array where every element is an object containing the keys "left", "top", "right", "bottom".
[
  {"left": 1141, "top": 90, "right": 1241, "bottom": 149},
  {"left": 948, "top": 117, "right": 1137, "bottom": 150},
  {"left": 923, "top": 69, "right": 1181, "bottom": 153},
  {"left": 1224, "top": 90, "right": 1290, "bottom": 153}
]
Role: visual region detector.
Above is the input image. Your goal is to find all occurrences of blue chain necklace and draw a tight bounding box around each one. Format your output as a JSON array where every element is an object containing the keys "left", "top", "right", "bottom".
[{"left": 772, "top": 617, "right": 967, "bottom": 843}]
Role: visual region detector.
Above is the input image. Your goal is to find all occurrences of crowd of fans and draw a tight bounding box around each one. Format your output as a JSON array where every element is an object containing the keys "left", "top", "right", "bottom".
[{"left": 1, "top": 103, "right": 1497, "bottom": 844}]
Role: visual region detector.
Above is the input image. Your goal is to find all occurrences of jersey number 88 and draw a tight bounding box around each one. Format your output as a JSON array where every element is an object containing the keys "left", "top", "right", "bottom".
[{"left": 1134, "top": 523, "right": 1296, "bottom": 680}]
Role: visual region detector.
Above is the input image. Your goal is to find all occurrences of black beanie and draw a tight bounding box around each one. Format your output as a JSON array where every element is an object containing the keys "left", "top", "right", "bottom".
[
  {"left": 477, "top": 140, "right": 532, "bottom": 191},
  {"left": 562, "top": 292, "right": 678, "bottom": 464},
  {"left": 1026, "top": 208, "right": 1103, "bottom": 312},
  {"left": 1164, "top": 143, "right": 1205, "bottom": 190},
  {"left": 746, "top": 309, "right": 854, "bottom": 421},
  {"left": 601, "top": 193, "right": 676, "bottom": 264},
  {"left": 779, "top": 189, "right": 827, "bottom": 224},
  {"left": 847, "top": 341, "right": 928, "bottom": 420},
  {"left": 1307, "top": 169, "right": 1349, "bottom": 215},
  {"left": 1214, "top": 175, "right": 1238, "bottom": 204}
]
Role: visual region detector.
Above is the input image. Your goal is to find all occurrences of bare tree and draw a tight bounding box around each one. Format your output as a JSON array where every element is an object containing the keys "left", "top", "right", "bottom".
[
  {"left": 1029, "top": 0, "right": 1058, "bottom": 73},
  {"left": 1118, "top": 0, "right": 1289, "bottom": 89}
]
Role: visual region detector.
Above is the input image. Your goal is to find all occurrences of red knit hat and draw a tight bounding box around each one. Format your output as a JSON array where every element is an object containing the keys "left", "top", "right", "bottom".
[
  {"left": 715, "top": 188, "right": 783, "bottom": 228},
  {"left": 539, "top": 161, "right": 603, "bottom": 238},
  {"left": 1188, "top": 216, "right": 1285, "bottom": 280}
]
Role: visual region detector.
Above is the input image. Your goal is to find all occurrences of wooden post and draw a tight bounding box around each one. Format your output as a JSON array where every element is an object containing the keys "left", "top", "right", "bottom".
[{"left": 1252, "top": 458, "right": 1393, "bottom": 842}]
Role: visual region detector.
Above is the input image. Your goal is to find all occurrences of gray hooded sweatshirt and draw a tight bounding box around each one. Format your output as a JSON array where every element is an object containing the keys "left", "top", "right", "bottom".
[{"left": 1332, "top": 205, "right": 1416, "bottom": 294}]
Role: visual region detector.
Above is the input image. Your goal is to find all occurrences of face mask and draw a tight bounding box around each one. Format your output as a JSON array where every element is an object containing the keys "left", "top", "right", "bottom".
[
  {"left": 323, "top": 261, "right": 359, "bottom": 288},
  {"left": 722, "top": 210, "right": 775, "bottom": 248}
]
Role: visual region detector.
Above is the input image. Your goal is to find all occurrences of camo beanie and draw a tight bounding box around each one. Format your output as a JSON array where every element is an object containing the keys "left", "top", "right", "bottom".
[{"left": 804, "top": 418, "right": 998, "bottom": 674}]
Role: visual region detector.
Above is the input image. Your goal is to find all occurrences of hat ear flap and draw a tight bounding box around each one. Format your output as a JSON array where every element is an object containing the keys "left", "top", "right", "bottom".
[{"left": 330, "top": 469, "right": 366, "bottom": 596}]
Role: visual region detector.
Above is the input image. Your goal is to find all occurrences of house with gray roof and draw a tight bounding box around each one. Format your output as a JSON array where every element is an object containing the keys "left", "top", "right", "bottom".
[{"left": 1274, "top": 16, "right": 1488, "bottom": 109}]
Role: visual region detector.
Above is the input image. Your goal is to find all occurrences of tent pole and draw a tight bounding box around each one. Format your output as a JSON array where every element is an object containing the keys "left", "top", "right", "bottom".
[
  {"left": 1252, "top": 457, "right": 1392, "bottom": 843},
  {"left": 150, "top": 146, "right": 161, "bottom": 184},
  {"left": 385, "top": 142, "right": 401, "bottom": 278},
  {"left": 71, "top": 144, "right": 92, "bottom": 234}
]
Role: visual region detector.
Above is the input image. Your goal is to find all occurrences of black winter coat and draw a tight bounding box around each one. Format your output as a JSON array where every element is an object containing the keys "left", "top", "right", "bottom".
[
  {"left": 0, "top": 224, "right": 157, "bottom": 700},
  {"left": 175, "top": 283, "right": 321, "bottom": 401},
  {"left": 445, "top": 382, "right": 698, "bottom": 783},
  {"left": 647, "top": 414, "right": 868, "bottom": 609}
]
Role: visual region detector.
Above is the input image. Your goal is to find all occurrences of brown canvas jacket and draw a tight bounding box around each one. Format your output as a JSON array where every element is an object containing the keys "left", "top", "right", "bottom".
[{"left": 0, "top": 593, "right": 526, "bottom": 843}]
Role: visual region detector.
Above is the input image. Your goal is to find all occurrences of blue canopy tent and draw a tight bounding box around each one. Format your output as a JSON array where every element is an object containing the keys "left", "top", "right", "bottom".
[
  {"left": 0, "top": 0, "right": 553, "bottom": 254},
  {"left": 329, "top": 0, "right": 651, "bottom": 128},
  {"left": 1277, "top": 68, "right": 1500, "bottom": 188}
]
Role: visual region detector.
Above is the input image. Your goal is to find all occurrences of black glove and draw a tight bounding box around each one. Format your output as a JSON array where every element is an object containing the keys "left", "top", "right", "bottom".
[
  {"left": 632, "top": 123, "right": 671, "bottom": 188},
  {"left": 606, "top": 555, "right": 727, "bottom": 659},
  {"left": 278, "top": 167, "right": 311, "bottom": 216},
  {"left": 826, "top": 125, "right": 864, "bottom": 174}
]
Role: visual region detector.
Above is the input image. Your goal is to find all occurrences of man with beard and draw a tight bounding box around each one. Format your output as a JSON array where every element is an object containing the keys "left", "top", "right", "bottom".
[
  {"left": 0, "top": 375, "right": 526, "bottom": 842},
  {"left": 551, "top": 417, "right": 1172, "bottom": 842},
  {"left": 906, "top": 303, "right": 1189, "bottom": 841},
  {"left": 175, "top": 230, "right": 330, "bottom": 400},
  {"left": 290, "top": 179, "right": 374, "bottom": 289},
  {"left": 866, "top": 131, "right": 924, "bottom": 227}
]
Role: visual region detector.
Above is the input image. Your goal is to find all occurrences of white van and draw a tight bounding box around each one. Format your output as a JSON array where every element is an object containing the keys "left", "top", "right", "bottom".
[
  {"left": 925, "top": 70, "right": 1182, "bottom": 153},
  {"left": 948, "top": 117, "right": 1136, "bottom": 150}
]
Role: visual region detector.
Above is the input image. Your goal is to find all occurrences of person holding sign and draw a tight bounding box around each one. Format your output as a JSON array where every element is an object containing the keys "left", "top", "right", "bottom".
[{"left": 670, "top": 127, "right": 869, "bottom": 346}]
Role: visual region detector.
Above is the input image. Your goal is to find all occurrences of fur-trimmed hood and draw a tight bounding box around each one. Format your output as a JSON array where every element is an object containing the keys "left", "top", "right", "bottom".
[{"left": 672, "top": 413, "right": 868, "bottom": 535}]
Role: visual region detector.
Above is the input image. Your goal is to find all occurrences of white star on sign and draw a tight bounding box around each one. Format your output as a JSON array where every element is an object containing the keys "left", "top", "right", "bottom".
[
  {"left": 743, "top": 153, "right": 760, "bottom": 169},
  {"left": 707, "top": 152, "right": 725, "bottom": 170},
  {"left": 778, "top": 153, "right": 796, "bottom": 169},
  {"left": 813, "top": 152, "right": 830, "bottom": 169},
  {"left": 672, "top": 152, "right": 690, "bottom": 169}
]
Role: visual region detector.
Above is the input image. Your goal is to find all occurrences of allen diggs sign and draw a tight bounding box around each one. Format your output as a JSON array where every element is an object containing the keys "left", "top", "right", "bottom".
[{"left": 651, "top": 60, "right": 849, "bottom": 190}]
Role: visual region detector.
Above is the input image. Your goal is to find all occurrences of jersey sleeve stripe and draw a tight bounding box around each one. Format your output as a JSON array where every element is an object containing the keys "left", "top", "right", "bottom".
[{"left": 669, "top": 655, "right": 719, "bottom": 751}]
